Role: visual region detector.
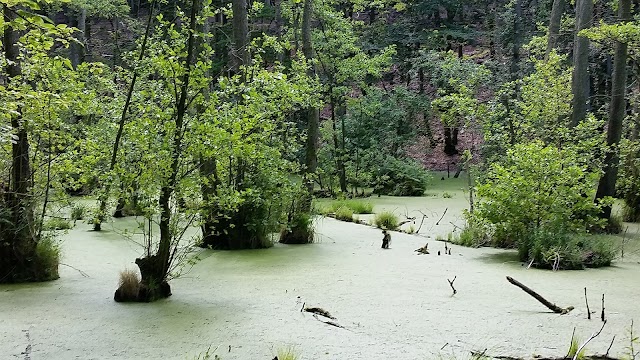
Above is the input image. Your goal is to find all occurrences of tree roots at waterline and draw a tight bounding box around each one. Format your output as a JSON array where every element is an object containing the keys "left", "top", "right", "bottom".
[
  {"left": 0, "top": 238, "right": 60, "bottom": 284},
  {"left": 113, "top": 256, "right": 172, "bottom": 303}
]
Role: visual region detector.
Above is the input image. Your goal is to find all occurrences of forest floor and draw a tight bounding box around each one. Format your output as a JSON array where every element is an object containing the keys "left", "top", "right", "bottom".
[{"left": 1, "top": 175, "right": 640, "bottom": 360}]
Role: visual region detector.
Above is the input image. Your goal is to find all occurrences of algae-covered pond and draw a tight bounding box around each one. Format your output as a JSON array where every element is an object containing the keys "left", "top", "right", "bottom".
[{"left": 2, "top": 182, "right": 640, "bottom": 360}]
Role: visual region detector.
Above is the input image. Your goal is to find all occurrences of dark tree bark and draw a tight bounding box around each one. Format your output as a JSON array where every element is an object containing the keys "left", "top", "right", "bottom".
[
  {"left": 570, "top": 0, "right": 593, "bottom": 127},
  {"left": 546, "top": 0, "right": 565, "bottom": 58},
  {"left": 0, "top": 5, "right": 58, "bottom": 283},
  {"left": 231, "top": 0, "right": 249, "bottom": 71},
  {"left": 69, "top": 8, "right": 87, "bottom": 69},
  {"left": 510, "top": 0, "right": 524, "bottom": 80},
  {"left": 595, "top": 0, "right": 631, "bottom": 221},
  {"left": 330, "top": 98, "right": 348, "bottom": 194}
]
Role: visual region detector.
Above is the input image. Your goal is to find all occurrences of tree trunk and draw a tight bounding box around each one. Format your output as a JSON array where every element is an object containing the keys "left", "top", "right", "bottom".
[
  {"left": 510, "top": 0, "right": 524, "bottom": 80},
  {"left": 546, "top": 0, "right": 565, "bottom": 58},
  {"left": 130, "top": 0, "right": 201, "bottom": 302},
  {"left": 0, "top": 5, "right": 58, "bottom": 283},
  {"left": 330, "top": 99, "right": 347, "bottom": 194},
  {"left": 231, "top": 0, "right": 249, "bottom": 71},
  {"left": 69, "top": 8, "right": 87, "bottom": 69},
  {"left": 570, "top": 0, "right": 593, "bottom": 127},
  {"left": 595, "top": 0, "right": 631, "bottom": 221},
  {"left": 301, "top": 0, "right": 319, "bottom": 210}
]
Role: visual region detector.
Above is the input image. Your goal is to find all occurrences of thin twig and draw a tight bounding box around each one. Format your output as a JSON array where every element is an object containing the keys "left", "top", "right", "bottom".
[
  {"left": 605, "top": 335, "right": 616, "bottom": 357},
  {"left": 447, "top": 276, "right": 457, "bottom": 295},
  {"left": 416, "top": 213, "right": 428, "bottom": 233},
  {"left": 572, "top": 321, "right": 607, "bottom": 360},
  {"left": 60, "top": 263, "right": 90, "bottom": 278},
  {"left": 436, "top": 208, "right": 448, "bottom": 225},
  {"left": 601, "top": 294, "right": 606, "bottom": 322}
]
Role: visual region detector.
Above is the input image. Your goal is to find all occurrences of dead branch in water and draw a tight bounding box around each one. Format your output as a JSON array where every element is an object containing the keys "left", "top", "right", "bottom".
[
  {"left": 573, "top": 321, "right": 607, "bottom": 360},
  {"left": 585, "top": 287, "right": 591, "bottom": 320},
  {"left": 436, "top": 208, "right": 448, "bottom": 225},
  {"left": 416, "top": 212, "right": 429, "bottom": 233},
  {"left": 447, "top": 276, "right": 457, "bottom": 295},
  {"left": 304, "top": 306, "right": 336, "bottom": 319},
  {"left": 605, "top": 335, "right": 616, "bottom": 358},
  {"left": 415, "top": 243, "right": 429, "bottom": 254},
  {"left": 506, "top": 276, "right": 574, "bottom": 314}
]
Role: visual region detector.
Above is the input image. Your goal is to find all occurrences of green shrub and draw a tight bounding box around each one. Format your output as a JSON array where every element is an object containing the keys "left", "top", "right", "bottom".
[
  {"left": 523, "top": 227, "right": 615, "bottom": 270},
  {"left": 323, "top": 199, "right": 373, "bottom": 214},
  {"left": 442, "top": 192, "right": 453, "bottom": 198},
  {"left": 373, "top": 157, "right": 431, "bottom": 196},
  {"left": 35, "top": 234, "right": 60, "bottom": 280},
  {"left": 347, "top": 200, "right": 374, "bottom": 214},
  {"left": 43, "top": 218, "right": 73, "bottom": 231},
  {"left": 474, "top": 141, "right": 609, "bottom": 248},
  {"left": 280, "top": 213, "right": 315, "bottom": 244},
  {"left": 70, "top": 204, "right": 86, "bottom": 221},
  {"left": 334, "top": 206, "right": 354, "bottom": 222},
  {"left": 469, "top": 141, "right": 615, "bottom": 269},
  {"left": 374, "top": 211, "right": 399, "bottom": 230},
  {"left": 454, "top": 219, "right": 492, "bottom": 248}
]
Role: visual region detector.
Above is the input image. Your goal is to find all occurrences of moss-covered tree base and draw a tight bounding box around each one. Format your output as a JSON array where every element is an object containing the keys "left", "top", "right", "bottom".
[
  {"left": 0, "top": 241, "right": 60, "bottom": 284},
  {"left": 279, "top": 226, "right": 313, "bottom": 244},
  {"left": 113, "top": 281, "right": 171, "bottom": 302},
  {"left": 0, "top": 263, "right": 60, "bottom": 284},
  {"left": 114, "top": 256, "right": 172, "bottom": 302}
]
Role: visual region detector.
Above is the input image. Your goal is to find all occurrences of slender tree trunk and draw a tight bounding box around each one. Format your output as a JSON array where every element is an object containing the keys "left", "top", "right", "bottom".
[
  {"left": 595, "top": 0, "right": 631, "bottom": 221},
  {"left": 301, "top": 0, "right": 319, "bottom": 207},
  {"left": 330, "top": 98, "right": 347, "bottom": 194},
  {"left": 93, "top": 4, "right": 155, "bottom": 230},
  {"left": 511, "top": 0, "right": 524, "bottom": 80},
  {"left": 546, "top": 0, "right": 565, "bottom": 58},
  {"left": 570, "top": 0, "right": 593, "bottom": 127},
  {"left": 134, "top": 0, "right": 201, "bottom": 302},
  {"left": 1, "top": 5, "right": 58, "bottom": 283}
]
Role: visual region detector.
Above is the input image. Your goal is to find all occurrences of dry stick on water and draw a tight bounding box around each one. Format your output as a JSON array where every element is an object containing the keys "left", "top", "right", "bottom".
[
  {"left": 585, "top": 287, "right": 591, "bottom": 320},
  {"left": 506, "top": 276, "right": 574, "bottom": 314},
  {"left": 572, "top": 321, "right": 607, "bottom": 360},
  {"left": 447, "top": 276, "right": 457, "bottom": 295},
  {"left": 416, "top": 212, "right": 429, "bottom": 233},
  {"left": 601, "top": 294, "right": 606, "bottom": 322},
  {"left": 436, "top": 208, "right": 448, "bottom": 225},
  {"left": 605, "top": 335, "right": 616, "bottom": 358}
]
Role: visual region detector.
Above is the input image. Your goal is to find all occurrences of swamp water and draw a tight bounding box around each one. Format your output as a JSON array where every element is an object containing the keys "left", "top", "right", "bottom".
[{"left": 1, "top": 193, "right": 639, "bottom": 360}]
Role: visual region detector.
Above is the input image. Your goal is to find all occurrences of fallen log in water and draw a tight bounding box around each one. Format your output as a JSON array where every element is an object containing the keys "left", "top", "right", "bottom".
[{"left": 506, "top": 276, "right": 574, "bottom": 314}]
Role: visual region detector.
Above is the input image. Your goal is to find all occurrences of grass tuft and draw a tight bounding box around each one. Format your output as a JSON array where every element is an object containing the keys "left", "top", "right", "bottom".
[
  {"left": 43, "top": 218, "right": 73, "bottom": 231},
  {"left": 374, "top": 211, "right": 399, "bottom": 230},
  {"left": 334, "top": 206, "right": 354, "bottom": 222}
]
